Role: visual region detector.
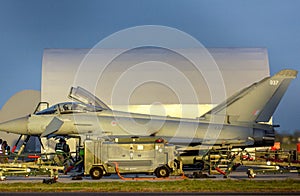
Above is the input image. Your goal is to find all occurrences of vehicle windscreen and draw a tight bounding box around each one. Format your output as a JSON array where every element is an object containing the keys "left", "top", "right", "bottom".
[
  {"left": 36, "top": 102, "right": 104, "bottom": 115},
  {"left": 35, "top": 105, "right": 58, "bottom": 115}
]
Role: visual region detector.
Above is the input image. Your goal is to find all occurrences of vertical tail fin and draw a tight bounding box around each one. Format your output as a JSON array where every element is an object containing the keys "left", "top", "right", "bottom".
[{"left": 202, "top": 69, "right": 297, "bottom": 123}]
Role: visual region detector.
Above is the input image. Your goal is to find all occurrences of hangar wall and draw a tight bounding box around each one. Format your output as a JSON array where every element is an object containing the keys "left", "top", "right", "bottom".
[{"left": 41, "top": 47, "right": 270, "bottom": 118}]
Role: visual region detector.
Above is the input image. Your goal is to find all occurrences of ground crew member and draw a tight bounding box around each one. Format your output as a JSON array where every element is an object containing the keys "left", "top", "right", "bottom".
[
  {"left": 55, "top": 138, "right": 70, "bottom": 164},
  {"left": 0, "top": 139, "right": 3, "bottom": 155},
  {"left": 0, "top": 139, "right": 3, "bottom": 163},
  {"left": 55, "top": 138, "right": 70, "bottom": 157},
  {"left": 2, "top": 141, "right": 10, "bottom": 155},
  {"left": 75, "top": 146, "right": 84, "bottom": 173}
]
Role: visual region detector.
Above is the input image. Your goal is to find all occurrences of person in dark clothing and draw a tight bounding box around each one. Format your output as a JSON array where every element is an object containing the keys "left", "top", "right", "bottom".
[
  {"left": 2, "top": 141, "right": 10, "bottom": 155},
  {"left": 55, "top": 138, "right": 70, "bottom": 164},
  {"left": 55, "top": 138, "right": 70, "bottom": 157},
  {"left": 0, "top": 139, "right": 3, "bottom": 155},
  {"left": 0, "top": 139, "right": 3, "bottom": 163}
]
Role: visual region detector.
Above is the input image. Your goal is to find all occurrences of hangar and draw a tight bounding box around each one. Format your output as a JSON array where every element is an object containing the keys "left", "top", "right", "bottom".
[
  {"left": 0, "top": 47, "right": 270, "bottom": 151},
  {"left": 41, "top": 47, "right": 269, "bottom": 117}
]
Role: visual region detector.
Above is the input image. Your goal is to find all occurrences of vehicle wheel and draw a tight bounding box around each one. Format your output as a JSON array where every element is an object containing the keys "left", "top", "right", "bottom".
[
  {"left": 155, "top": 166, "right": 170, "bottom": 178},
  {"left": 174, "top": 159, "right": 180, "bottom": 169},
  {"left": 90, "top": 167, "right": 104, "bottom": 180}
]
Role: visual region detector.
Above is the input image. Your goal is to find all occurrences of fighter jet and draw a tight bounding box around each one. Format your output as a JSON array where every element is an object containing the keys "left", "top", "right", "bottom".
[{"left": 0, "top": 69, "right": 297, "bottom": 149}]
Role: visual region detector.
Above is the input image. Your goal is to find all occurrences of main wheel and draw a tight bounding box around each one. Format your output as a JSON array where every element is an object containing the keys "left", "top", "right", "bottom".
[
  {"left": 90, "top": 167, "right": 104, "bottom": 180},
  {"left": 155, "top": 166, "right": 170, "bottom": 178}
]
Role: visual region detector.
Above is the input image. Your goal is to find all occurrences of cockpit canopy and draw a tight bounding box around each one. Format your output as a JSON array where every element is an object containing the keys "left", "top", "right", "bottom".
[{"left": 35, "top": 102, "right": 104, "bottom": 115}]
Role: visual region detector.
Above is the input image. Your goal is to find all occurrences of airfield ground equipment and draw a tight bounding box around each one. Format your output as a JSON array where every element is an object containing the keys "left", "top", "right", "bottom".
[
  {"left": 84, "top": 137, "right": 183, "bottom": 179},
  {"left": 0, "top": 140, "right": 64, "bottom": 182},
  {"left": 178, "top": 146, "right": 239, "bottom": 178},
  {"left": 241, "top": 146, "right": 300, "bottom": 178},
  {"left": 178, "top": 143, "right": 300, "bottom": 178},
  {"left": 0, "top": 157, "right": 64, "bottom": 181},
  {"left": 0, "top": 138, "right": 65, "bottom": 181}
]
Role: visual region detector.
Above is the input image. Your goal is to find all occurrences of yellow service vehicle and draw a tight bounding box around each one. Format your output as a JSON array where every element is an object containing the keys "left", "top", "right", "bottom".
[{"left": 84, "top": 137, "right": 182, "bottom": 179}]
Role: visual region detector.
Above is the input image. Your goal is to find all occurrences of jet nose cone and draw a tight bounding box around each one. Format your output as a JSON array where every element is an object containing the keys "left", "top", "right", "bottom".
[{"left": 0, "top": 116, "right": 28, "bottom": 135}]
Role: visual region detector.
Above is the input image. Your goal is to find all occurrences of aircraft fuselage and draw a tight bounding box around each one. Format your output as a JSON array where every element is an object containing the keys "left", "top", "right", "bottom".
[{"left": 23, "top": 110, "right": 274, "bottom": 148}]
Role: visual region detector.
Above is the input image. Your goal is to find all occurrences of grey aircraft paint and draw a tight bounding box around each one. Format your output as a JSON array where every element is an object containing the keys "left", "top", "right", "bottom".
[{"left": 0, "top": 69, "right": 297, "bottom": 149}]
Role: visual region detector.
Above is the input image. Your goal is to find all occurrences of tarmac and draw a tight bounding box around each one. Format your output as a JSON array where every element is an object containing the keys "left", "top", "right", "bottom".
[
  {"left": 0, "top": 166, "right": 299, "bottom": 183},
  {"left": 0, "top": 168, "right": 299, "bottom": 196}
]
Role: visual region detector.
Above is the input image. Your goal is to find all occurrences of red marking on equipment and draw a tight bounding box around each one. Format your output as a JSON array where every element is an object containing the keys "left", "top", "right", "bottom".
[
  {"left": 64, "top": 166, "right": 74, "bottom": 174},
  {"left": 215, "top": 167, "right": 226, "bottom": 175},
  {"left": 28, "top": 155, "right": 40, "bottom": 159},
  {"left": 271, "top": 142, "right": 280, "bottom": 151},
  {"left": 155, "top": 138, "right": 164, "bottom": 143},
  {"left": 11, "top": 146, "right": 17, "bottom": 153}
]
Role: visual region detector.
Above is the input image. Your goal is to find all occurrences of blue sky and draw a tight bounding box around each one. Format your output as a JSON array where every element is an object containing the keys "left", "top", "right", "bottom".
[{"left": 0, "top": 0, "right": 299, "bottom": 132}]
